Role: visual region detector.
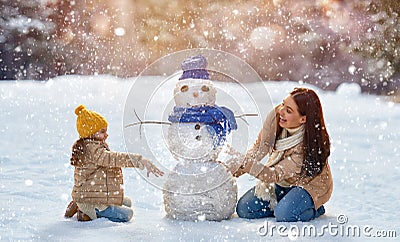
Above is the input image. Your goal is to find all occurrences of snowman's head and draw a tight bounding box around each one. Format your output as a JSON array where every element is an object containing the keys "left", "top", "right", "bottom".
[{"left": 174, "top": 78, "right": 217, "bottom": 107}]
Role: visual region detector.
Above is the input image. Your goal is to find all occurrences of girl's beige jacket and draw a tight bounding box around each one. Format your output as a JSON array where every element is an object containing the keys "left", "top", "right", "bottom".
[{"left": 71, "top": 140, "right": 145, "bottom": 205}]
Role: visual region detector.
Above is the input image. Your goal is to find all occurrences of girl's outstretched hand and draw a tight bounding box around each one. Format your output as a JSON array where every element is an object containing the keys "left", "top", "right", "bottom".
[{"left": 142, "top": 159, "right": 164, "bottom": 177}]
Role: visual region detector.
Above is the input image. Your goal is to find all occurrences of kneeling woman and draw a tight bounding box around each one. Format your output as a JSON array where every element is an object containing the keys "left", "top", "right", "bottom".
[{"left": 230, "top": 87, "right": 333, "bottom": 222}]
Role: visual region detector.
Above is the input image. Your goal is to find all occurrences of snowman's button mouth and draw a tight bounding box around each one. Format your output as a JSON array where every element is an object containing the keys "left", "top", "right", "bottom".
[{"left": 194, "top": 124, "right": 201, "bottom": 130}]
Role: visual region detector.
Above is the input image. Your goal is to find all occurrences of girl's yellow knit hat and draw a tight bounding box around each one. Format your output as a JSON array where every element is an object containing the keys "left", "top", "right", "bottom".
[{"left": 75, "top": 105, "right": 108, "bottom": 138}]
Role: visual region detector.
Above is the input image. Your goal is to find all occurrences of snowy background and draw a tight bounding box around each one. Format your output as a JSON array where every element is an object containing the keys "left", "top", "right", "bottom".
[
  {"left": 2, "top": 0, "right": 399, "bottom": 96},
  {"left": 1, "top": 75, "right": 399, "bottom": 241}
]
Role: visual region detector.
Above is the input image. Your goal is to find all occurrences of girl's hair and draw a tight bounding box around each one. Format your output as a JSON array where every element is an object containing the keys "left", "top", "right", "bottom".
[
  {"left": 70, "top": 138, "right": 110, "bottom": 166},
  {"left": 286, "top": 87, "right": 330, "bottom": 178},
  {"left": 70, "top": 138, "right": 86, "bottom": 166}
]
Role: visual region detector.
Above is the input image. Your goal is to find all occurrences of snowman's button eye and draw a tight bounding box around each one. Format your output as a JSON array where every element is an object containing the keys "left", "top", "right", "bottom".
[
  {"left": 181, "top": 85, "right": 189, "bottom": 92},
  {"left": 195, "top": 124, "right": 201, "bottom": 130},
  {"left": 201, "top": 85, "right": 210, "bottom": 92}
]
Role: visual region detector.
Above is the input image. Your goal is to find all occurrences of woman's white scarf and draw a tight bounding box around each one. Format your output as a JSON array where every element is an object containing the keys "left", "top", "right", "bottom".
[{"left": 254, "top": 125, "right": 304, "bottom": 210}]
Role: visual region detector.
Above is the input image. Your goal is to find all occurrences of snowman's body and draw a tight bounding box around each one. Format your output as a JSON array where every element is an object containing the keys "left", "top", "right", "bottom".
[
  {"left": 164, "top": 161, "right": 237, "bottom": 221},
  {"left": 163, "top": 77, "right": 238, "bottom": 221},
  {"left": 167, "top": 121, "right": 217, "bottom": 162}
]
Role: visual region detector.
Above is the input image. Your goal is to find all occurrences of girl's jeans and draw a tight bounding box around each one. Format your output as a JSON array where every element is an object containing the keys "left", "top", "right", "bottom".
[
  {"left": 236, "top": 184, "right": 325, "bottom": 222},
  {"left": 95, "top": 197, "right": 133, "bottom": 223}
]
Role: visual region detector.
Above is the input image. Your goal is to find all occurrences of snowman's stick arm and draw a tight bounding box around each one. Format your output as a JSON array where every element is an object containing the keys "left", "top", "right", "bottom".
[
  {"left": 124, "top": 121, "right": 171, "bottom": 128},
  {"left": 234, "top": 113, "right": 258, "bottom": 118},
  {"left": 124, "top": 109, "right": 171, "bottom": 137},
  {"left": 234, "top": 113, "right": 258, "bottom": 125},
  {"left": 124, "top": 121, "right": 171, "bottom": 138}
]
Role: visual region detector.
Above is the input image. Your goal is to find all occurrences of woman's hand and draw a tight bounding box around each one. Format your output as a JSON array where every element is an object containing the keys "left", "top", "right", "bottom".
[
  {"left": 239, "top": 158, "right": 254, "bottom": 174},
  {"left": 225, "top": 158, "right": 240, "bottom": 177},
  {"left": 230, "top": 164, "right": 247, "bottom": 177},
  {"left": 224, "top": 145, "right": 251, "bottom": 177}
]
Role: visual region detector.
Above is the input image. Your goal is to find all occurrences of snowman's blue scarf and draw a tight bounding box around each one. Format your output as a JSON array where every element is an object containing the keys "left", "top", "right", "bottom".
[{"left": 168, "top": 106, "right": 237, "bottom": 148}]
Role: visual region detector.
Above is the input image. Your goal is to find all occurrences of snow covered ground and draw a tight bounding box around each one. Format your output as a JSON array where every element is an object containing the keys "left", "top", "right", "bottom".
[{"left": 1, "top": 75, "right": 399, "bottom": 241}]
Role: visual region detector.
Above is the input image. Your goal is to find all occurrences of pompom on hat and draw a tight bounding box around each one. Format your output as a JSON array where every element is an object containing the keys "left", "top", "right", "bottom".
[{"left": 75, "top": 105, "right": 108, "bottom": 138}]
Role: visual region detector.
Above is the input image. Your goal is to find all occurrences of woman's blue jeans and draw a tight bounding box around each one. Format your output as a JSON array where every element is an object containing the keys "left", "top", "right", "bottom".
[
  {"left": 95, "top": 197, "right": 133, "bottom": 223},
  {"left": 236, "top": 185, "right": 325, "bottom": 222}
]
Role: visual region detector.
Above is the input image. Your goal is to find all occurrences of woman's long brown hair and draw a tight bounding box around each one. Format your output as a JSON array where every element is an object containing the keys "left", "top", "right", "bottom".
[{"left": 286, "top": 88, "right": 330, "bottom": 178}]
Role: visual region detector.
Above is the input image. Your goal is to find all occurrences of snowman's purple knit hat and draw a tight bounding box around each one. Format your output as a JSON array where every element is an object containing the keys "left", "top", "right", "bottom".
[{"left": 179, "top": 55, "right": 210, "bottom": 80}]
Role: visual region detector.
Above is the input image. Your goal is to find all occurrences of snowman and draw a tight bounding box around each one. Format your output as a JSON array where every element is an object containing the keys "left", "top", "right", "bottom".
[{"left": 163, "top": 55, "right": 238, "bottom": 221}]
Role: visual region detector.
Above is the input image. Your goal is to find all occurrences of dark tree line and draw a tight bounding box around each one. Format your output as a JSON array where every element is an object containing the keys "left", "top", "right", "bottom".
[{"left": 0, "top": 0, "right": 398, "bottom": 96}]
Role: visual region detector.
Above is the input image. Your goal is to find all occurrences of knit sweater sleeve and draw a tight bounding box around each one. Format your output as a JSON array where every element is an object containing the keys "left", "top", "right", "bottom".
[
  {"left": 248, "top": 144, "right": 304, "bottom": 184},
  {"left": 88, "top": 142, "right": 145, "bottom": 169}
]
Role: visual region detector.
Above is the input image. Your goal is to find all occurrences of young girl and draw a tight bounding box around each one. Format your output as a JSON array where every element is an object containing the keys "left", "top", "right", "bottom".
[
  {"left": 228, "top": 87, "right": 332, "bottom": 222},
  {"left": 64, "top": 105, "right": 164, "bottom": 222}
]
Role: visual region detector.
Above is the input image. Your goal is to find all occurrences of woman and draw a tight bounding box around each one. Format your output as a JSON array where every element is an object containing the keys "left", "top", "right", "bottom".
[{"left": 229, "top": 87, "right": 332, "bottom": 222}]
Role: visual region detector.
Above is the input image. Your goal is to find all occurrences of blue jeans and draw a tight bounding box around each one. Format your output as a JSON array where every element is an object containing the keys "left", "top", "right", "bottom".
[
  {"left": 236, "top": 185, "right": 325, "bottom": 222},
  {"left": 95, "top": 197, "right": 133, "bottom": 223}
]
